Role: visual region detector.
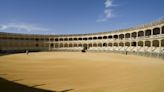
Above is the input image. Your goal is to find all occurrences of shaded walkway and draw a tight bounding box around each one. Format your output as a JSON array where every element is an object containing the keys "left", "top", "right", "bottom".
[{"left": 0, "top": 77, "right": 53, "bottom": 92}]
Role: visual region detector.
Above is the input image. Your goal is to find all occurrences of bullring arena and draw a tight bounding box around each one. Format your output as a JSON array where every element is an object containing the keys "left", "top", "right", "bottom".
[{"left": 0, "top": 19, "right": 164, "bottom": 92}]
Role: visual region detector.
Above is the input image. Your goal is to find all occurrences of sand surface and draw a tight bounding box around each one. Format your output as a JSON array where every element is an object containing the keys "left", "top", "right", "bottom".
[{"left": 0, "top": 52, "right": 164, "bottom": 92}]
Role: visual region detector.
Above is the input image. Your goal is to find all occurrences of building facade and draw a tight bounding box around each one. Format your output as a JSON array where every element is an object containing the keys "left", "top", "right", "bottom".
[{"left": 0, "top": 19, "right": 164, "bottom": 58}]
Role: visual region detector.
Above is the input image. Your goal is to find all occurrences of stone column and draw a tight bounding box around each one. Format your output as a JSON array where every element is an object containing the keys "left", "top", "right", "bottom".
[{"left": 160, "top": 27, "right": 162, "bottom": 34}]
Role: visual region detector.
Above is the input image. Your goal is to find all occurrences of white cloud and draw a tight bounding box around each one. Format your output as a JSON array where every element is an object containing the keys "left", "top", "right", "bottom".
[
  {"left": 104, "top": 9, "right": 113, "bottom": 18},
  {"left": 97, "top": 0, "right": 117, "bottom": 22},
  {"left": 105, "top": 0, "right": 113, "bottom": 8},
  {"left": 0, "top": 23, "right": 49, "bottom": 32}
]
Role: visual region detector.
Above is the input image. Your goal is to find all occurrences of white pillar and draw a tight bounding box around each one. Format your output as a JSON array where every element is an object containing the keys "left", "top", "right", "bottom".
[
  {"left": 160, "top": 27, "right": 162, "bottom": 34},
  {"left": 159, "top": 40, "right": 161, "bottom": 47}
]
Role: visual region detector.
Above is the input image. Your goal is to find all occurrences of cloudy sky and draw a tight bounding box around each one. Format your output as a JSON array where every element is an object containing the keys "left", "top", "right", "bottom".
[{"left": 0, "top": 0, "right": 163, "bottom": 34}]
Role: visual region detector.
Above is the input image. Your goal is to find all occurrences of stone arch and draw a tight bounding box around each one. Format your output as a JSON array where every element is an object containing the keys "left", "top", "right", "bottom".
[
  {"left": 114, "top": 43, "right": 118, "bottom": 46},
  {"left": 119, "top": 42, "right": 124, "bottom": 47},
  {"left": 59, "top": 38, "right": 63, "bottom": 41},
  {"left": 88, "top": 43, "right": 92, "bottom": 47},
  {"left": 153, "top": 28, "right": 160, "bottom": 35},
  {"left": 50, "top": 43, "right": 54, "bottom": 48},
  {"left": 59, "top": 43, "right": 63, "bottom": 48},
  {"left": 132, "top": 32, "right": 137, "bottom": 38},
  {"left": 98, "top": 36, "right": 102, "bottom": 39},
  {"left": 103, "top": 36, "right": 108, "bottom": 39},
  {"left": 78, "top": 38, "right": 82, "bottom": 40},
  {"left": 138, "top": 31, "right": 144, "bottom": 37},
  {"left": 145, "top": 41, "right": 151, "bottom": 47},
  {"left": 108, "top": 43, "right": 112, "bottom": 47},
  {"left": 162, "top": 26, "right": 164, "bottom": 34},
  {"left": 161, "top": 39, "right": 164, "bottom": 47},
  {"left": 93, "top": 37, "right": 97, "bottom": 40},
  {"left": 78, "top": 43, "right": 82, "bottom": 47},
  {"left": 69, "top": 43, "right": 73, "bottom": 47},
  {"left": 55, "top": 38, "right": 58, "bottom": 41},
  {"left": 138, "top": 41, "right": 143, "bottom": 47},
  {"left": 145, "top": 29, "right": 151, "bottom": 36},
  {"left": 103, "top": 43, "right": 107, "bottom": 47},
  {"left": 93, "top": 43, "right": 97, "bottom": 47},
  {"left": 98, "top": 43, "right": 102, "bottom": 47},
  {"left": 125, "top": 42, "right": 130, "bottom": 46},
  {"left": 64, "top": 38, "right": 68, "bottom": 41},
  {"left": 119, "top": 34, "right": 124, "bottom": 39},
  {"left": 55, "top": 43, "right": 58, "bottom": 48},
  {"left": 69, "top": 38, "right": 73, "bottom": 41},
  {"left": 152, "top": 40, "right": 159, "bottom": 47},
  {"left": 50, "top": 38, "right": 54, "bottom": 41},
  {"left": 64, "top": 43, "right": 68, "bottom": 47},
  {"left": 88, "top": 37, "right": 92, "bottom": 40},
  {"left": 114, "top": 35, "right": 118, "bottom": 39},
  {"left": 125, "top": 33, "right": 130, "bottom": 38},
  {"left": 74, "top": 43, "right": 78, "bottom": 47},
  {"left": 108, "top": 35, "right": 112, "bottom": 39},
  {"left": 131, "top": 42, "right": 136, "bottom": 47},
  {"left": 83, "top": 43, "right": 88, "bottom": 47},
  {"left": 73, "top": 38, "right": 78, "bottom": 41},
  {"left": 83, "top": 38, "right": 87, "bottom": 40}
]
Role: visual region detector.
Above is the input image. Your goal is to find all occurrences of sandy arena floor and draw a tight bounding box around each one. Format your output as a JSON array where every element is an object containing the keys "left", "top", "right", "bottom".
[{"left": 0, "top": 52, "right": 164, "bottom": 92}]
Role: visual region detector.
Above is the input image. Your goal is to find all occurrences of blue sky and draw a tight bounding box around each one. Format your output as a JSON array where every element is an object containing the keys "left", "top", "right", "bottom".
[{"left": 0, "top": 0, "right": 163, "bottom": 34}]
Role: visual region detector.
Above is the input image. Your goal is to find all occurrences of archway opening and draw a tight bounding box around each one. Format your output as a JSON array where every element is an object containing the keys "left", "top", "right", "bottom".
[
  {"left": 69, "top": 43, "right": 73, "bottom": 47},
  {"left": 55, "top": 43, "right": 58, "bottom": 48},
  {"left": 59, "top": 43, "right": 63, "bottom": 48},
  {"left": 131, "top": 42, "right": 136, "bottom": 47},
  {"left": 145, "top": 41, "right": 151, "bottom": 47},
  {"left": 108, "top": 43, "right": 112, "bottom": 47},
  {"left": 74, "top": 43, "right": 77, "bottom": 47},
  {"left": 145, "top": 29, "right": 151, "bottom": 36},
  {"left": 88, "top": 37, "right": 92, "bottom": 40},
  {"left": 119, "top": 42, "right": 124, "bottom": 47},
  {"left": 83, "top": 38, "right": 87, "bottom": 40},
  {"left": 138, "top": 41, "right": 143, "bottom": 47},
  {"left": 153, "top": 28, "right": 160, "bottom": 35},
  {"left": 103, "top": 36, "right": 107, "bottom": 39},
  {"left": 83, "top": 43, "right": 88, "bottom": 47},
  {"left": 162, "top": 26, "right": 164, "bottom": 34},
  {"left": 78, "top": 43, "right": 82, "bottom": 47},
  {"left": 114, "top": 43, "right": 118, "bottom": 47},
  {"left": 64, "top": 43, "right": 68, "bottom": 47},
  {"left": 55, "top": 38, "right": 58, "bottom": 41},
  {"left": 73, "top": 38, "right": 77, "bottom": 41},
  {"left": 89, "top": 43, "right": 92, "bottom": 47},
  {"left": 69, "top": 38, "right": 73, "bottom": 41},
  {"left": 138, "top": 31, "right": 144, "bottom": 37},
  {"left": 64, "top": 38, "right": 68, "bottom": 41},
  {"left": 161, "top": 39, "right": 164, "bottom": 47},
  {"left": 125, "top": 33, "right": 130, "bottom": 38},
  {"left": 98, "top": 36, "right": 102, "bottom": 40},
  {"left": 50, "top": 38, "right": 54, "bottom": 41},
  {"left": 93, "top": 43, "right": 97, "bottom": 47},
  {"left": 108, "top": 35, "right": 112, "bottom": 39},
  {"left": 152, "top": 40, "right": 159, "bottom": 47},
  {"left": 125, "top": 42, "right": 130, "bottom": 46},
  {"left": 114, "top": 35, "right": 118, "bottom": 39},
  {"left": 93, "top": 37, "right": 97, "bottom": 40},
  {"left": 103, "top": 43, "right": 107, "bottom": 47},
  {"left": 59, "top": 38, "right": 63, "bottom": 41},
  {"left": 98, "top": 43, "right": 102, "bottom": 47},
  {"left": 78, "top": 38, "right": 82, "bottom": 40},
  {"left": 50, "top": 43, "right": 54, "bottom": 48},
  {"left": 119, "top": 34, "right": 124, "bottom": 39},
  {"left": 132, "top": 32, "right": 137, "bottom": 38}
]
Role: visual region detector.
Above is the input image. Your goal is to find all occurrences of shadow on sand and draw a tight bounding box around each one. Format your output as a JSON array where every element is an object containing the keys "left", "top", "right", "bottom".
[{"left": 0, "top": 77, "right": 74, "bottom": 92}]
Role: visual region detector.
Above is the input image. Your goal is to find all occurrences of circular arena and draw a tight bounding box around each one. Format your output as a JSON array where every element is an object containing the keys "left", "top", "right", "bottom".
[{"left": 0, "top": 19, "right": 164, "bottom": 92}]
